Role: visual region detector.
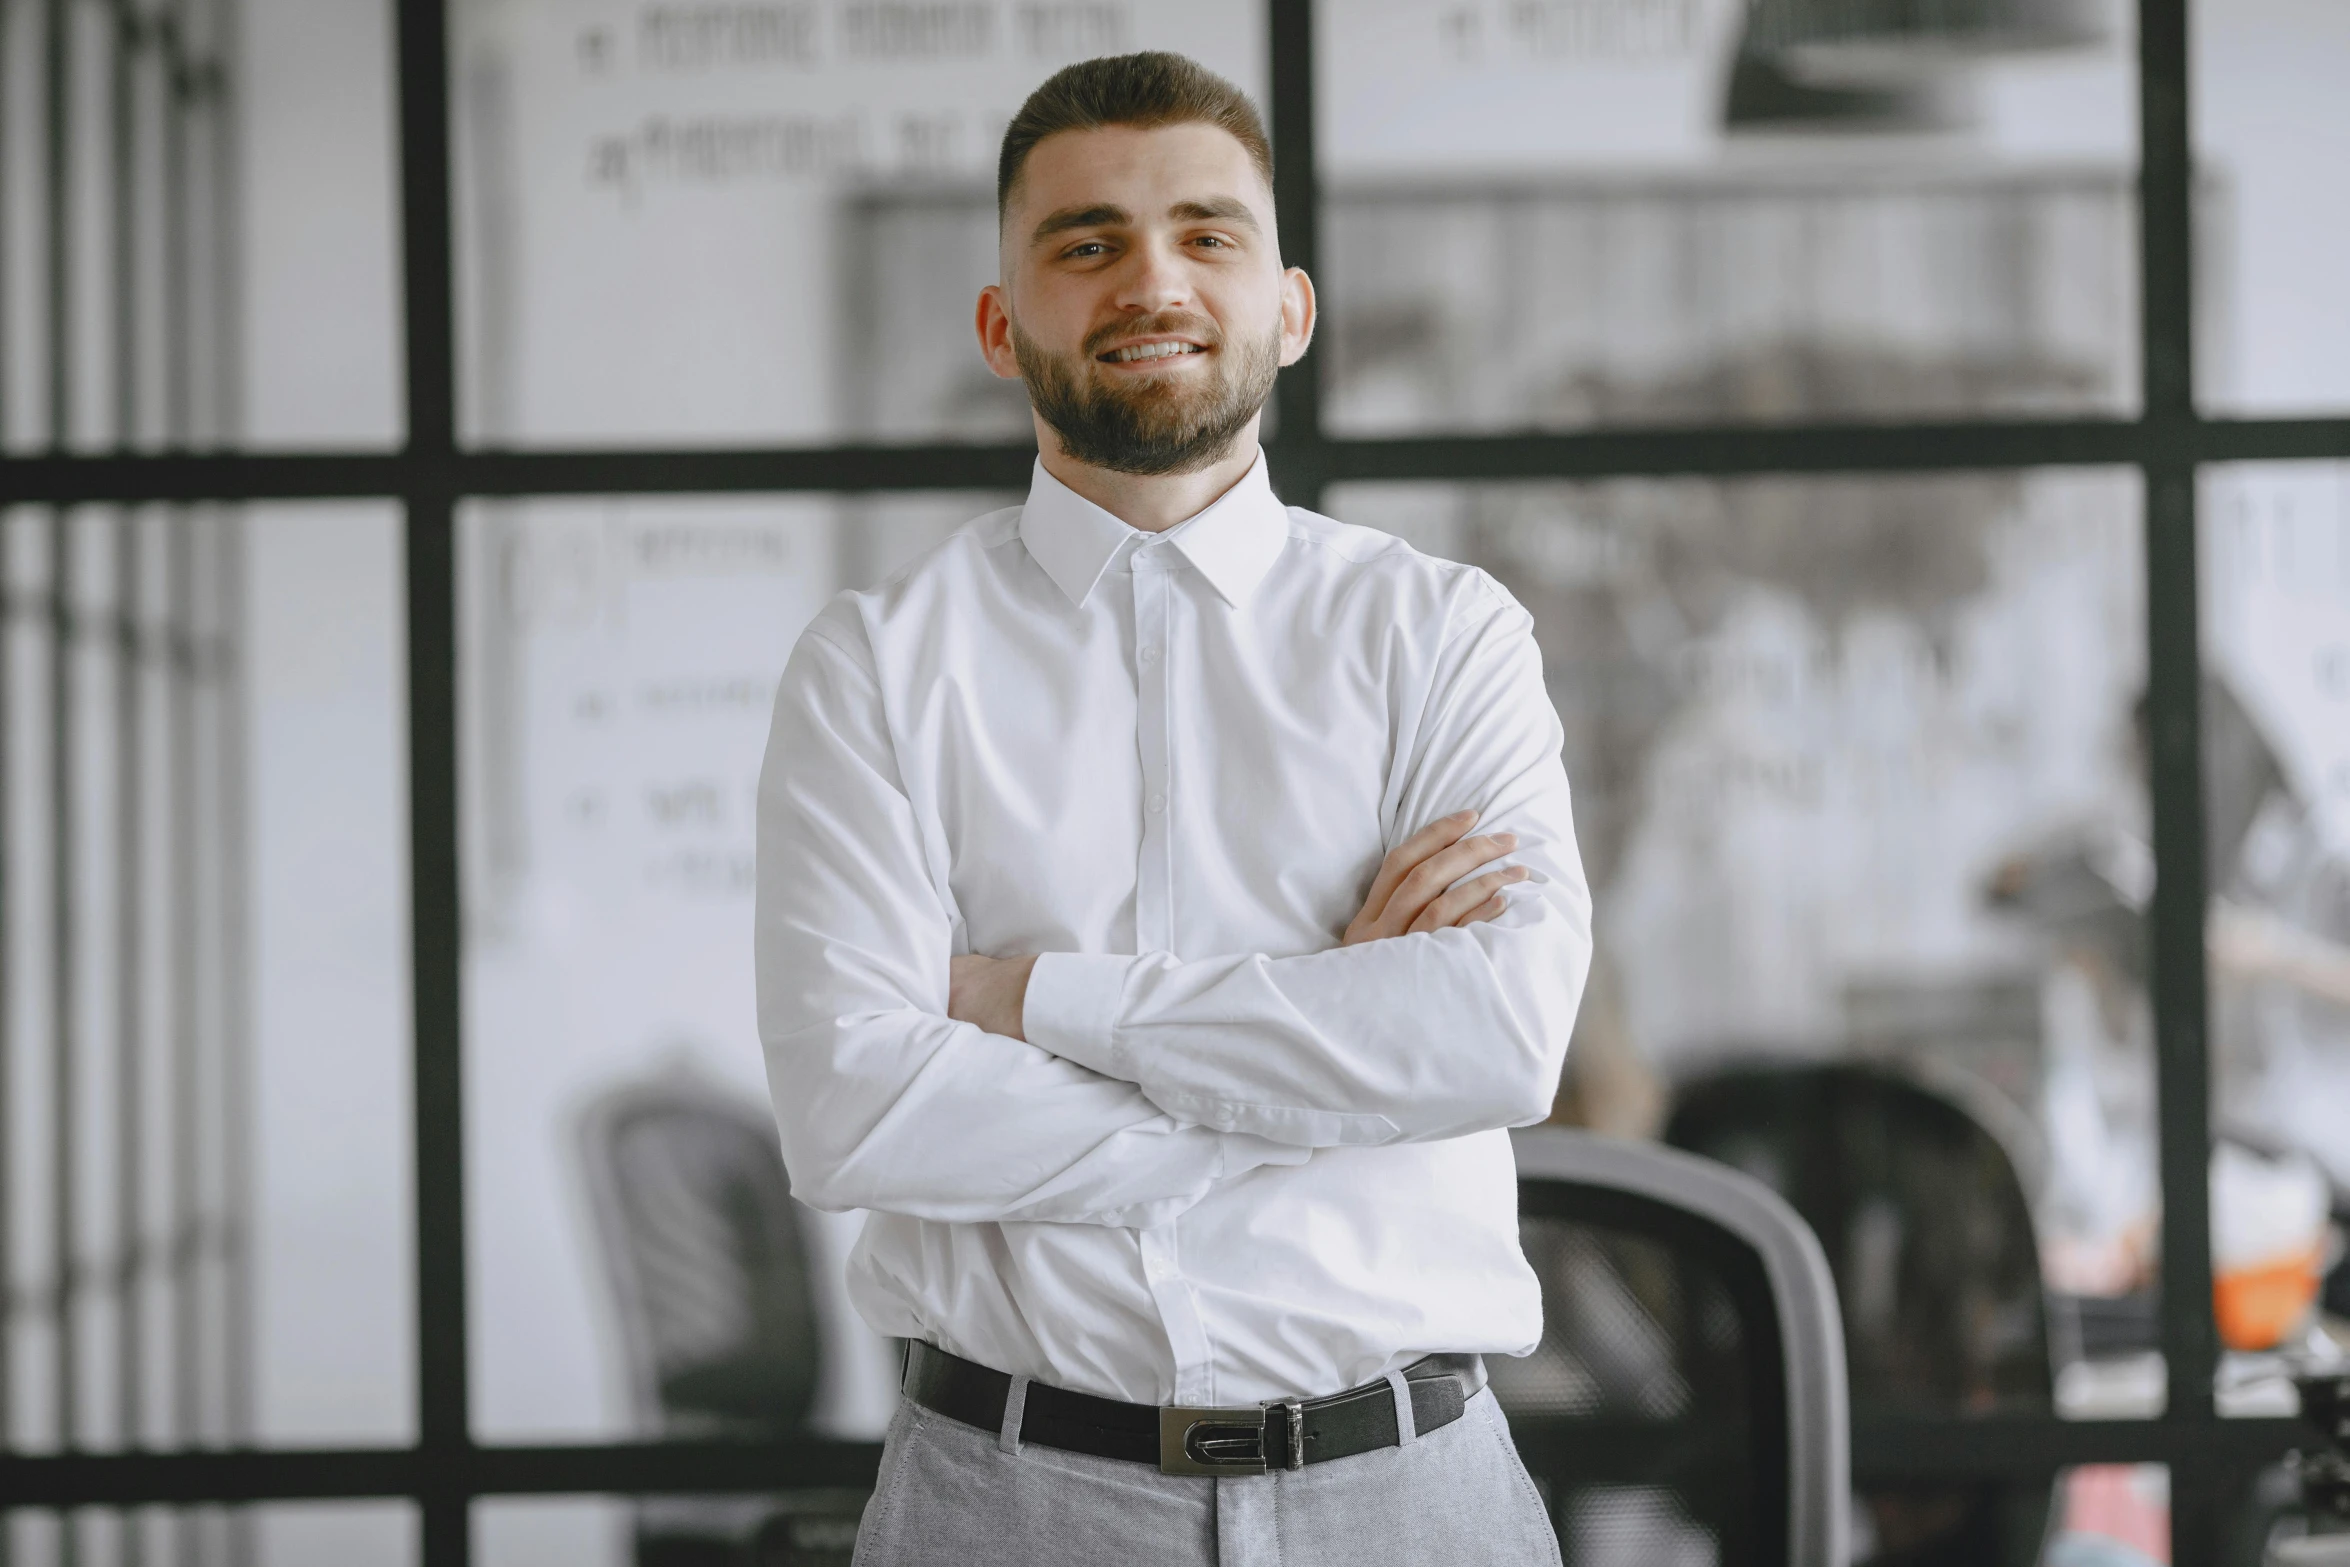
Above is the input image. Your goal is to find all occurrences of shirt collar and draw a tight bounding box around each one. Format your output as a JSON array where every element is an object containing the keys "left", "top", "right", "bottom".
[{"left": 1019, "top": 450, "right": 1289, "bottom": 609}]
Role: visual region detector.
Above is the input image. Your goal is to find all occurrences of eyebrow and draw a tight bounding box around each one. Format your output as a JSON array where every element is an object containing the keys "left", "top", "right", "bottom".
[
  {"left": 1029, "top": 196, "right": 1264, "bottom": 246},
  {"left": 1031, "top": 204, "right": 1131, "bottom": 243},
  {"left": 1168, "top": 197, "right": 1261, "bottom": 234}
]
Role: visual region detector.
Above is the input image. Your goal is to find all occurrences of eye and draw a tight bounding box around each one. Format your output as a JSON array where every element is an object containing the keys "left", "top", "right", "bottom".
[
  {"left": 1193, "top": 235, "right": 1232, "bottom": 250},
  {"left": 1063, "top": 240, "right": 1111, "bottom": 259}
]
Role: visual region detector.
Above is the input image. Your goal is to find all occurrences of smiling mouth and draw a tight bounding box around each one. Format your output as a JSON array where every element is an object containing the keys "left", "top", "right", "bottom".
[{"left": 1099, "top": 341, "right": 1208, "bottom": 364}]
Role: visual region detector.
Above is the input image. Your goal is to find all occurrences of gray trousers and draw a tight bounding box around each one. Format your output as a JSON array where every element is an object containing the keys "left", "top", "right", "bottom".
[{"left": 850, "top": 1383, "right": 1563, "bottom": 1567}]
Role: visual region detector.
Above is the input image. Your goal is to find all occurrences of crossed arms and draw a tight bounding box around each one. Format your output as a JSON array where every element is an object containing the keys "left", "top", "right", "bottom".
[
  {"left": 752, "top": 593, "right": 1593, "bottom": 1231},
  {"left": 946, "top": 808, "right": 1532, "bottom": 1039}
]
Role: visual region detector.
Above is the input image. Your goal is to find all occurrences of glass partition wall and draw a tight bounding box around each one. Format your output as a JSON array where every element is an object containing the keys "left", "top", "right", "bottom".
[{"left": 0, "top": 0, "right": 2344, "bottom": 1564}]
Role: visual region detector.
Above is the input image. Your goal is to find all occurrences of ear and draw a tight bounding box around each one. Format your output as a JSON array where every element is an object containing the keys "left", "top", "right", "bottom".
[
  {"left": 1276, "top": 266, "right": 1317, "bottom": 369},
  {"left": 975, "top": 284, "right": 1023, "bottom": 381}
]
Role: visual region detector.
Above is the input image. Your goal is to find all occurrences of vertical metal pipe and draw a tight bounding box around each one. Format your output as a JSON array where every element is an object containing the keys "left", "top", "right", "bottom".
[
  {"left": 395, "top": 0, "right": 469, "bottom": 1557},
  {"left": 2146, "top": 464, "right": 2218, "bottom": 1558},
  {"left": 47, "top": 510, "right": 79, "bottom": 1563},
  {"left": 398, "top": 0, "right": 455, "bottom": 456},
  {"left": 211, "top": 510, "right": 252, "bottom": 1567},
  {"left": 107, "top": 33, "right": 148, "bottom": 1567},
  {"left": 0, "top": 515, "right": 16, "bottom": 1567},
  {"left": 0, "top": 13, "right": 16, "bottom": 1562},
  {"left": 2137, "top": 0, "right": 2216, "bottom": 1416},
  {"left": 407, "top": 509, "right": 465, "bottom": 1567},
  {"left": 2136, "top": 0, "right": 2219, "bottom": 1557},
  {"left": 167, "top": 513, "right": 203, "bottom": 1565},
  {"left": 1264, "top": 0, "right": 1324, "bottom": 511},
  {"left": 159, "top": 12, "right": 196, "bottom": 1550},
  {"left": 2, "top": 0, "right": 13, "bottom": 448},
  {"left": 165, "top": 514, "right": 195, "bottom": 1447},
  {"left": 160, "top": 0, "right": 187, "bottom": 451},
  {"left": 192, "top": 0, "right": 243, "bottom": 1550},
  {"left": 2139, "top": 0, "right": 2196, "bottom": 423},
  {"left": 42, "top": 0, "right": 83, "bottom": 1555},
  {"left": 109, "top": 0, "right": 130, "bottom": 454},
  {"left": 111, "top": 513, "right": 142, "bottom": 1470},
  {"left": 0, "top": 29, "right": 19, "bottom": 1539},
  {"left": 43, "top": 0, "right": 65, "bottom": 451},
  {"left": 204, "top": 0, "right": 236, "bottom": 448},
  {"left": 202, "top": 3, "right": 252, "bottom": 1552}
]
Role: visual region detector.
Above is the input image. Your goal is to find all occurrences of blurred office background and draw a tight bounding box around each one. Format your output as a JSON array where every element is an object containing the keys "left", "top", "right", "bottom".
[{"left": 2, "top": 0, "right": 2348, "bottom": 1563}]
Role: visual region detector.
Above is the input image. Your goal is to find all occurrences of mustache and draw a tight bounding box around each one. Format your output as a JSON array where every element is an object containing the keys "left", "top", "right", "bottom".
[{"left": 1083, "top": 312, "right": 1224, "bottom": 359}]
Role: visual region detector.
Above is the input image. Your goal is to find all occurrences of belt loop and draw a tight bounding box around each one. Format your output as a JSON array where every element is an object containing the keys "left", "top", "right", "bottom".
[
  {"left": 1384, "top": 1370, "right": 1418, "bottom": 1446},
  {"left": 998, "top": 1374, "right": 1031, "bottom": 1455}
]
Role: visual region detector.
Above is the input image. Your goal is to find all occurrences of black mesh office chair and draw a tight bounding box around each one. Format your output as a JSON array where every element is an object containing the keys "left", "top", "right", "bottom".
[
  {"left": 1502, "top": 1128, "right": 1850, "bottom": 1567},
  {"left": 579, "top": 1075, "right": 865, "bottom": 1566},
  {"left": 1666, "top": 1062, "right": 2057, "bottom": 1567}
]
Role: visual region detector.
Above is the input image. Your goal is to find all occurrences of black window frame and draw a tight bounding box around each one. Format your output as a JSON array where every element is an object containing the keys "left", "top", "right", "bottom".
[{"left": 1, "top": 1, "right": 2345, "bottom": 1562}]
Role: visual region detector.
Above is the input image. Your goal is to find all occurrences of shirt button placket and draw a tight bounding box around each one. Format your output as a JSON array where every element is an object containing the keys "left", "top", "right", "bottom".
[
  {"left": 1133, "top": 554, "right": 1172, "bottom": 954},
  {"left": 1138, "top": 1224, "right": 1213, "bottom": 1405},
  {"left": 1130, "top": 551, "right": 1209, "bottom": 1403}
]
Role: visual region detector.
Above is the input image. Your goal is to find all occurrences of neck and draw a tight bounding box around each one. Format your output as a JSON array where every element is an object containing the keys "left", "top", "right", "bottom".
[{"left": 1033, "top": 413, "right": 1264, "bottom": 533}]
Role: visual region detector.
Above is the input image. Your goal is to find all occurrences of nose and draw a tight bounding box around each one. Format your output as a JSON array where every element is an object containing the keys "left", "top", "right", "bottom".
[{"left": 1113, "top": 235, "right": 1193, "bottom": 317}]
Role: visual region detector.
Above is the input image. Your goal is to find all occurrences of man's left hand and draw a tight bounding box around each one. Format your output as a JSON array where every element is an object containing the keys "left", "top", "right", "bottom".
[{"left": 949, "top": 952, "right": 1041, "bottom": 1040}]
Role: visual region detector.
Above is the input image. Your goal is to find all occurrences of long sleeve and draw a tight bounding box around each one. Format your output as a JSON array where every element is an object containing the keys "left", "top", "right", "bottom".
[
  {"left": 754, "top": 603, "right": 1308, "bottom": 1227},
  {"left": 1021, "top": 582, "right": 1592, "bottom": 1148}
]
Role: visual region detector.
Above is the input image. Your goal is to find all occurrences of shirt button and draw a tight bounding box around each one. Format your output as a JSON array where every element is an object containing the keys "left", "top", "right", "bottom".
[
  {"left": 1138, "top": 646, "right": 1159, "bottom": 665},
  {"left": 1148, "top": 1258, "right": 1174, "bottom": 1281},
  {"left": 1146, "top": 793, "right": 1167, "bottom": 815}
]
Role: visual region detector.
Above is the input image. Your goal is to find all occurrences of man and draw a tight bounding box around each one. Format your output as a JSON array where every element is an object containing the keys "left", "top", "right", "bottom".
[{"left": 756, "top": 51, "right": 1589, "bottom": 1565}]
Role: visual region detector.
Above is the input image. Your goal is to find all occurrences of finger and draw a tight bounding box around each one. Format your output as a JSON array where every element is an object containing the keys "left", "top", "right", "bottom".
[
  {"left": 1408, "top": 865, "right": 1529, "bottom": 934},
  {"left": 1366, "top": 810, "right": 1477, "bottom": 913},
  {"left": 1460, "top": 892, "right": 1509, "bottom": 927},
  {"left": 1357, "top": 810, "right": 1476, "bottom": 927},
  {"left": 1383, "top": 832, "right": 1519, "bottom": 935}
]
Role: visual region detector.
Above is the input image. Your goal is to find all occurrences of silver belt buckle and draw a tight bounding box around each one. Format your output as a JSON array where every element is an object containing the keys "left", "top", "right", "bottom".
[{"left": 1157, "top": 1398, "right": 1305, "bottom": 1476}]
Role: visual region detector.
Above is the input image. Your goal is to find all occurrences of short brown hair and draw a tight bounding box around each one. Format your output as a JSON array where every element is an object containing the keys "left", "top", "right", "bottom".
[{"left": 997, "top": 52, "right": 1274, "bottom": 222}]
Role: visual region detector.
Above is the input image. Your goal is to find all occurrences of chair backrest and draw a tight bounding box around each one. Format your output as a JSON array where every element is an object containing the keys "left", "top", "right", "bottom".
[
  {"left": 1664, "top": 1063, "right": 2053, "bottom": 1418},
  {"left": 578, "top": 1076, "right": 822, "bottom": 1438},
  {"left": 1507, "top": 1128, "right": 1851, "bottom": 1567}
]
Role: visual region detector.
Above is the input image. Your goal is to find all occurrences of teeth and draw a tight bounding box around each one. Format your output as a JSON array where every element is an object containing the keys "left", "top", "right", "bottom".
[{"left": 1108, "top": 342, "right": 1202, "bottom": 362}]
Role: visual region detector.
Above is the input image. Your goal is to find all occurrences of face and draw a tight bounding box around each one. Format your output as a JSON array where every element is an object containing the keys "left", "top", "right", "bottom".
[{"left": 977, "top": 122, "right": 1315, "bottom": 476}]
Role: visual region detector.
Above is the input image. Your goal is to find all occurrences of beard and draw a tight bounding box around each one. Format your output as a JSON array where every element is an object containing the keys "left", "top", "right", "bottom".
[{"left": 1011, "top": 309, "right": 1282, "bottom": 477}]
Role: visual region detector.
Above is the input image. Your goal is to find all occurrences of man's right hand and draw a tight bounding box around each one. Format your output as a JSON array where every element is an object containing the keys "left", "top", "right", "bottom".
[{"left": 1342, "top": 810, "right": 1529, "bottom": 947}]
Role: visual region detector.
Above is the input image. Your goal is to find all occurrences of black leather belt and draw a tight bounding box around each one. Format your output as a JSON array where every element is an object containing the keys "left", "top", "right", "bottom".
[{"left": 901, "top": 1342, "right": 1477, "bottom": 1476}]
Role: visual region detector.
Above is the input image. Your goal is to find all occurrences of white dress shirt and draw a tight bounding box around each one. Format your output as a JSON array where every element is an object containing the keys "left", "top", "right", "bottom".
[{"left": 755, "top": 452, "right": 1592, "bottom": 1407}]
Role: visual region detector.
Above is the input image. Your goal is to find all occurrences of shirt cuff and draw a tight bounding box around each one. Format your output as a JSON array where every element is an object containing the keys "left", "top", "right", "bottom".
[{"left": 1023, "top": 952, "right": 1136, "bottom": 1079}]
